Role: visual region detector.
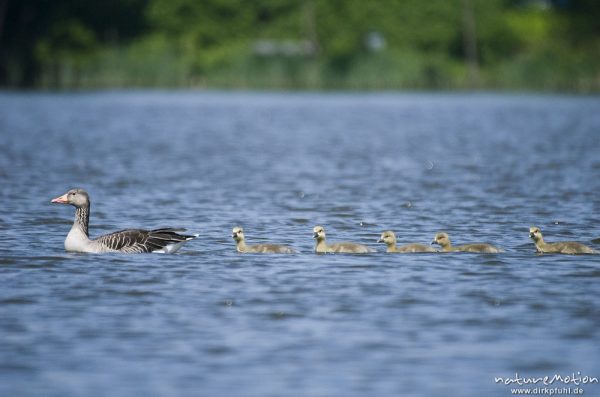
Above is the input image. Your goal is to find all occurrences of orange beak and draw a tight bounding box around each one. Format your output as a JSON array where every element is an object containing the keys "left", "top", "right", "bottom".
[{"left": 51, "top": 193, "right": 69, "bottom": 204}]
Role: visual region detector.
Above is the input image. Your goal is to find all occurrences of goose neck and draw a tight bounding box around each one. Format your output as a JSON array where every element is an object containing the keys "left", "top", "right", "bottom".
[
  {"left": 74, "top": 204, "right": 90, "bottom": 237},
  {"left": 236, "top": 239, "right": 248, "bottom": 252}
]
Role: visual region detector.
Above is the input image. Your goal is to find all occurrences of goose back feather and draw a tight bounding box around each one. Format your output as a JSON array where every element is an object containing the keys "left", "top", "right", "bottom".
[{"left": 95, "top": 228, "right": 197, "bottom": 253}]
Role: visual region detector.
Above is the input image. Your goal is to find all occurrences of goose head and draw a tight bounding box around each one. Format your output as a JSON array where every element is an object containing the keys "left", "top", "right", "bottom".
[
  {"left": 313, "top": 226, "right": 326, "bottom": 241},
  {"left": 529, "top": 226, "right": 542, "bottom": 242},
  {"left": 51, "top": 188, "right": 90, "bottom": 208},
  {"left": 378, "top": 230, "right": 396, "bottom": 245},
  {"left": 432, "top": 232, "right": 450, "bottom": 247},
  {"left": 232, "top": 226, "right": 245, "bottom": 242}
]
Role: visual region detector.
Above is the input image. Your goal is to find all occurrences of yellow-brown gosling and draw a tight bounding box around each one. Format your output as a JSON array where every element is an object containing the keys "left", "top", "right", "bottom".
[
  {"left": 377, "top": 230, "right": 437, "bottom": 253},
  {"left": 313, "top": 225, "right": 374, "bottom": 254},
  {"left": 232, "top": 227, "right": 296, "bottom": 254},
  {"left": 529, "top": 226, "right": 596, "bottom": 254},
  {"left": 431, "top": 232, "right": 502, "bottom": 253}
]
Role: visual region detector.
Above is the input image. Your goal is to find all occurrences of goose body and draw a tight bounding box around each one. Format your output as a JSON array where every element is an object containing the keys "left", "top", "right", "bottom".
[
  {"left": 313, "top": 226, "right": 374, "bottom": 254},
  {"left": 52, "top": 189, "right": 197, "bottom": 254},
  {"left": 378, "top": 231, "right": 436, "bottom": 253},
  {"left": 432, "top": 232, "right": 502, "bottom": 253},
  {"left": 529, "top": 226, "right": 596, "bottom": 254},
  {"left": 232, "top": 227, "right": 296, "bottom": 253}
]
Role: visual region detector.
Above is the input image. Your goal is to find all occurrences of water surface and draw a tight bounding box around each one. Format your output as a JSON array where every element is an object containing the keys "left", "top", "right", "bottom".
[{"left": 1, "top": 91, "right": 599, "bottom": 397}]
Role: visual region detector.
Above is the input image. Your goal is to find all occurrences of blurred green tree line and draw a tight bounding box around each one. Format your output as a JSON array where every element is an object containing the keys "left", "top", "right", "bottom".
[{"left": 0, "top": 0, "right": 598, "bottom": 91}]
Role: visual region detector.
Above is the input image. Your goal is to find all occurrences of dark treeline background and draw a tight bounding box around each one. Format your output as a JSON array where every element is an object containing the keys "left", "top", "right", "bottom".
[{"left": 0, "top": 0, "right": 598, "bottom": 91}]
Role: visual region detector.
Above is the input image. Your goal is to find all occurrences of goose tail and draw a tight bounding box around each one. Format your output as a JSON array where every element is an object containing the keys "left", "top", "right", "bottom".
[{"left": 154, "top": 233, "right": 199, "bottom": 254}]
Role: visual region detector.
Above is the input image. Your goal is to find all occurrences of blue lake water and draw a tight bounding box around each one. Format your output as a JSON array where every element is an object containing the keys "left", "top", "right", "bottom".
[{"left": 0, "top": 91, "right": 599, "bottom": 397}]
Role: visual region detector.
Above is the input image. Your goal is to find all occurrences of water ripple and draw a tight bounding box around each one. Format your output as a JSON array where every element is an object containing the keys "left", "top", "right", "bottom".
[{"left": 1, "top": 92, "right": 599, "bottom": 397}]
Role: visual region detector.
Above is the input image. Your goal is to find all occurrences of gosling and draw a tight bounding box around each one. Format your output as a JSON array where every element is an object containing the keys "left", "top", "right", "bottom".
[
  {"left": 378, "top": 230, "right": 436, "bottom": 253},
  {"left": 529, "top": 226, "right": 596, "bottom": 254},
  {"left": 232, "top": 227, "right": 296, "bottom": 254},
  {"left": 431, "top": 232, "right": 502, "bottom": 253},
  {"left": 313, "top": 225, "right": 374, "bottom": 254}
]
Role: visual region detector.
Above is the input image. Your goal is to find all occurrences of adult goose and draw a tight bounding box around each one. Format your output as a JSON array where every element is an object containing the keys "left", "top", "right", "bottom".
[
  {"left": 529, "top": 226, "right": 596, "bottom": 254},
  {"left": 313, "top": 225, "right": 374, "bottom": 254},
  {"left": 231, "top": 226, "right": 296, "bottom": 253},
  {"left": 51, "top": 188, "right": 197, "bottom": 253},
  {"left": 431, "top": 232, "right": 502, "bottom": 253},
  {"left": 378, "top": 230, "right": 436, "bottom": 253}
]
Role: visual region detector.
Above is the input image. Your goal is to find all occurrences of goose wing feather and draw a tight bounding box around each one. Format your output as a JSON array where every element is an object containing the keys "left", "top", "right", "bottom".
[
  {"left": 95, "top": 228, "right": 195, "bottom": 253},
  {"left": 252, "top": 244, "right": 296, "bottom": 253},
  {"left": 396, "top": 243, "right": 437, "bottom": 253},
  {"left": 330, "top": 242, "right": 374, "bottom": 253},
  {"left": 456, "top": 243, "right": 502, "bottom": 253}
]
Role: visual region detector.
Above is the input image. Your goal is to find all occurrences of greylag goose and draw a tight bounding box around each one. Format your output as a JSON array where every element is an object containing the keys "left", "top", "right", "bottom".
[
  {"left": 313, "top": 225, "right": 374, "bottom": 254},
  {"left": 51, "top": 189, "right": 197, "bottom": 253},
  {"left": 431, "top": 232, "right": 502, "bottom": 253},
  {"left": 232, "top": 226, "right": 296, "bottom": 253},
  {"left": 529, "top": 226, "right": 596, "bottom": 254},
  {"left": 378, "top": 230, "right": 436, "bottom": 253}
]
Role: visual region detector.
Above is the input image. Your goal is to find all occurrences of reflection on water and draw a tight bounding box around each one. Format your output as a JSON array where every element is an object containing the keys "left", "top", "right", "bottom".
[{"left": 0, "top": 92, "right": 599, "bottom": 397}]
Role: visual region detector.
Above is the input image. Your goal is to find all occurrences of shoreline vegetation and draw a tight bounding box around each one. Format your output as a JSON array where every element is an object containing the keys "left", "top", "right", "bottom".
[{"left": 1, "top": 1, "right": 598, "bottom": 92}]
